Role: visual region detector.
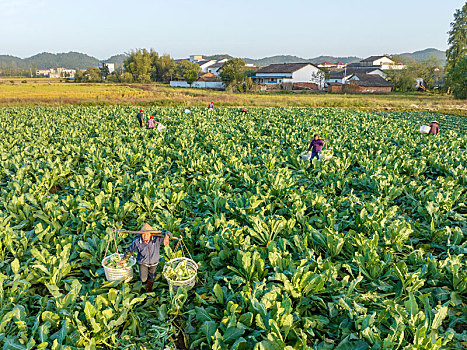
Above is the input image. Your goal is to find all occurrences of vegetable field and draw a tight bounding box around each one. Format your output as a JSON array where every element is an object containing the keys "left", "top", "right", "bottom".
[{"left": 0, "top": 107, "right": 466, "bottom": 350}]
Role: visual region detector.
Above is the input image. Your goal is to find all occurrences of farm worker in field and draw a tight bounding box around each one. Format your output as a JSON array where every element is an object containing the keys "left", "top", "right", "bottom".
[
  {"left": 428, "top": 121, "right": 439, "bottom": 135},
  {"left": 208, "top": 101, "right": 214, "bottom": 111},
  {"left": 241, "top": 108, "right": 247, "bottom": 113},
  {"left": 120, "top": 223, "right": 172, "bottom": 293},
  {"left": 308, "top": 134, "right": 325, "bottom": 161},
  {"left": 136, "top": 109, "right": 144, "bottom": 128},
  {"left": 147, "top": 116, "right": 158, "bottom": 129}
]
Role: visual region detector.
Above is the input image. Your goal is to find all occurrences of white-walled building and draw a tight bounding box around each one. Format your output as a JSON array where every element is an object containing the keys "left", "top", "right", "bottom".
[
  {"left": 189, "top": 55, "right": 204, "bottom": 62},
  {"left": 359, "top": 56, "right": 404, "bottom": 70},
  {"left": 251, "top": 63, "right": 325, "bottom": 89},
  {"left": 196, "top": 60, "right": 217, "bottom": 72},
  {"left": 98, "top": 63, "right": 115, "bottom": 74}
]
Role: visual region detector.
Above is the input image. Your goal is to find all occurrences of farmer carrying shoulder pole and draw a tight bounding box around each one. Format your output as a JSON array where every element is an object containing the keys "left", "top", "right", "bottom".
[
  {"left": 428, "top": 120, "right": 439, "bottom": 135},
  {"left": 308, "top": 134, "right": 324, "bottom": 161},
  {"left": 120, "top": 223, "right": 173, "bottom": 293},
  {"left": 136, "top": 109, "right": 144, "bottom": 128}
]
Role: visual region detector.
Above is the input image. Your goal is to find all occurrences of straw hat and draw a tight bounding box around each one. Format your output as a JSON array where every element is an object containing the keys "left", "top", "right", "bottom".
[
  {"left": 140, "top": 223, "right": 156, "bottom": 233},
  {"left": 431, "top": 121, "right": 439, "bottom": 124}
]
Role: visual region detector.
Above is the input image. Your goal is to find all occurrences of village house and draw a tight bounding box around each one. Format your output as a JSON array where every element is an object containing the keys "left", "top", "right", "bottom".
[
  {"left": 316, "top": 61, "right": 346, "bottom": 69},
  {"left": 169, "top": 72, "right": 225, "bottom": 89},
  {"left": 356, "top": 56, "right": 405, "bottom": 70},
  {"left": 98, "top": 63, "right": 115, "bottom": 74},
  {"left": 328, "top": 73, "right": 393, "bottom": 93},
  {"left": 251, "top": 63, "right": 325, "bottom": 90},
  {"left": 327, "top": 67, "right": 385, "bottom": 84},
  {"left": 36, "top": 67, "right": 76, "bottom": 78}
]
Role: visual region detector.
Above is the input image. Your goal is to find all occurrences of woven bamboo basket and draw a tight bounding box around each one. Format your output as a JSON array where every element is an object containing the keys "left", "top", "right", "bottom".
[
  {"left": 163, "top": 257, "right": 198, "bottom": 289},
  {"left": 102, "top": 253, "right": 136, "bottom": 282},
  {"left": 420, "top": 125, "right": 430, "bottom": 134}
]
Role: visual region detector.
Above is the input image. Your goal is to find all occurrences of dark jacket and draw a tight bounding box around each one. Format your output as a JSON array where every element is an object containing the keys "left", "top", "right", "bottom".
[
  {"left": 308, "top": 139, "right": 324, "bottom": 153},
  {"left": 428, "top": 123, "right": 439, "bottom": 135},
  {"left": 124, "top": 234, "right": 167, "bottom": 266},
  {"left": 137, "top": 112, "right": 143, "bottom": 121}
]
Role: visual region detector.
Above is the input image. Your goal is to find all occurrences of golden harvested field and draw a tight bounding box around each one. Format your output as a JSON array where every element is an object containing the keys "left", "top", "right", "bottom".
[{"left": 0, "top": 79, "right": 465, "bottom": 116}]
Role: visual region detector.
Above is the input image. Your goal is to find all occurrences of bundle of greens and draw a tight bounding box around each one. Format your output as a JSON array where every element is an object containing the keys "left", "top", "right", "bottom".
[
  {"left": 104, "top": 254, "right": 131, "bottom": 269},
  {"left": 164, "top": 260, "right": 196, "bottom": 281}
]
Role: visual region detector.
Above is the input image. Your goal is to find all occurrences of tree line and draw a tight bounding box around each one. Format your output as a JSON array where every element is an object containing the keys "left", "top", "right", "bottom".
[{"left": 74, "top": 49, "right": 255, "bottom": 91}]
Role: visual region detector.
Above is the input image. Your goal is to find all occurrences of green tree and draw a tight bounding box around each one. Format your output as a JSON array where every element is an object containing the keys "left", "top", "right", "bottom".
[
  {"left": 74, "top": 70, "right": 84, "bottom": 82},
  {"left": 152, "top": 54, "right": 177, "bottom": 83},
  {"left": 446, "top": 56, "right": 467, "bottom": 98},
  {"left": 83, "top": 67, "right": 102, "bottom": 82},
  {"left": 123, "top": 49, "right": 153, "bottom": 83},
  {"left": 119, "top": 72, "right": 134, "bottom": 83},
  {"left": 446, "top": 3, "right": 467, "bottom": 72},
  {"left": 175, "top": 60, "right": 201, "bottom": 85},
  {"left": 100, "top": 64, "right": 110, "bottom": 80},
  {"left": 385, "top": 57, "right": 444, "bottom": 92},
  {"left": 219, "top": 58, "right": 247, "bottom": 87},
  {"left": 184, "top": 68, "right": 199, "bottom": 86},
  {"left": 446, "top": 3, "right": 467, "bottom": 98}
]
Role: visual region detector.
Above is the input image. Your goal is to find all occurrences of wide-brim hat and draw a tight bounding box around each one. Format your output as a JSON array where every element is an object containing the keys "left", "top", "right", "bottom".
[
  {"left": 139, "top": 223, "right": 157, "bottom": 233},
  {"left": 431, "top": 121, "right": 439, "bottom": 124}
]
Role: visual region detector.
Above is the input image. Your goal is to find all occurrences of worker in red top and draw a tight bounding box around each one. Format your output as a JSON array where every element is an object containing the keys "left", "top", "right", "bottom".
[
  {"left": 136, "top": 109, "right": 144, "bottom": 128},
  {"left": 428, "top": 121, "right": 439, "bottom": 135}
]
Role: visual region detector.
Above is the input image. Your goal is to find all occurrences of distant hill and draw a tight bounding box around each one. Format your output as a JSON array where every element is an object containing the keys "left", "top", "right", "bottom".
[
  {"left": 240, "top": 55, "right": 361, "bottom": 67},
  {"left": 397, "top": 48, "right": 446, "bottom": 65},
  {"left": 104, "top": 54, "right": 127, "bottom": 67},
  {"left": 0, "top": 48, "right": 447, "bottom": 72},
  {"left": 0, "top": 55, "right": 24, "bottom": 68},
  {"left": 204, "top": 54, "right": 234, "bottom": 61},
  {"left": 24, "top": 52, "right": 99, "bottom": 69},
  {"left": 0, "top": 52, "right": 125, "bottom": 70}
]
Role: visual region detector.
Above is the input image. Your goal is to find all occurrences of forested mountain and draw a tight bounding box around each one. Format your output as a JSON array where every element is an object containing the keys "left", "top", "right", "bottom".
[
  {"left": 203, "top": 49, "right": 445, "bottom": 67},
  {"left": 0, "top": 48, "right": 447, "bottom": 72},
  {"left": 0, "top": 52, "right": 125, "bottom": 70},
  {"left": 398, "top": 48, "right": 446, "bottom": 65}
]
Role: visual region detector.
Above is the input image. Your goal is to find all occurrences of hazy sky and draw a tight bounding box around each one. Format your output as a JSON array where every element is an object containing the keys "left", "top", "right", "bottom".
[{"left": 0, "top": 0, "right": 463, "bottom": 59}]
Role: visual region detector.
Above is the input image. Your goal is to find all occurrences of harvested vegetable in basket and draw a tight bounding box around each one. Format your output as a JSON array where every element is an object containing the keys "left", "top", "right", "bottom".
[
  {"left": 105, "top": 254, "right": 131, "bottom": 269},
  {"left": 164, "top": 260, "right": 196, "bottom": 281}
]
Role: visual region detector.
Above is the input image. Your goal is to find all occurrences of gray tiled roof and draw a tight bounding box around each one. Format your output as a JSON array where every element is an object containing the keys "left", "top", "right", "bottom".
[
  {"left": 349, "top": 73, "right": 392, "bottom": 87},
  {"left": 256, "top": 63, "right": 315, "bottom": 74}
]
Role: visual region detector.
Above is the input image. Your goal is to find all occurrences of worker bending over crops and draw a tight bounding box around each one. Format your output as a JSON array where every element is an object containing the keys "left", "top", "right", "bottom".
[
  {"left": 428, "top": 121, "right": 439, "bottom": 135},
  {"left": 146, "top": 116, "right": 160, "bottom": 130},
  {"left": 136, "top": 109, "right": 144, "bottom": 128},
  {"left": 120, "top": 223, "right": 172, "bottom": 292},
  {"left": 308, "top": 134, "right": 325, "bottom": 161},
  {"left": 208, "top": 101, "right": 214, "bottom": 111}
]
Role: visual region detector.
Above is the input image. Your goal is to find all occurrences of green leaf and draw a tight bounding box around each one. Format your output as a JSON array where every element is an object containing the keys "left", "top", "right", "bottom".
[
  {"left": 404, "top": 292, "right": 418, "bottom": 317},
  {"left": 431, "top": 305, "right": 448, "bottom": 330},
  {"left": 11, "top": 259, "right": 20, "bottom": 275},
  {"left": 200, "top": 320, "right": 216, "bottom": 343},
  {"left": 195, "top": 306, "right": 213, "bottom": 322},
  {"left": 41, "top": 311, "right": 59, "bottom": 328},
  {"left": 213, "top": 283, "right": 223, "bottom": 304},
  {"left": 335, "top": 335, "right": 369, "bottom": 350},
  {"left": 3, "top": 338, "right": 26, "bottom": 350},
  {"left": 238, "top": 312, "right": 253, "bottom": 327},
  {"left": 223, "top": 327, "right": 245, "bottom": 344},
  {"left": 84, "top": 301, "right": 96, "bottom": 321}
]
